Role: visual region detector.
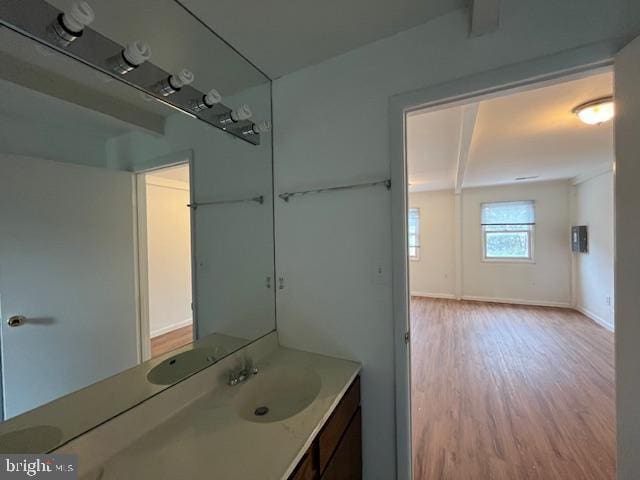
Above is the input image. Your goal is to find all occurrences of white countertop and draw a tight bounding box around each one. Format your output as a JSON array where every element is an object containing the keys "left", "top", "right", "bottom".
[{"left": 87, "top": 347, "right": 361, "bottom": 480}]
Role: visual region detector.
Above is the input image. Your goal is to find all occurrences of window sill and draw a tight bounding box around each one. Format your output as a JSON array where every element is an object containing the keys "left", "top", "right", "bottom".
[{"left": 481, "top": 258, "right": 535, "bottom": 264}]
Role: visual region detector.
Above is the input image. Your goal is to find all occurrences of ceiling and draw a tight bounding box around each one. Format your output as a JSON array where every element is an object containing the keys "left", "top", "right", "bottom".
[
  {"left": 407, "top": 71, "right": 614, "bottom": 192},
  {"left": 180, "top": 0, "right": 466, "bottom": 79},
  {"left": 148, "top": 164, "right": 190, "bottom": 185}
]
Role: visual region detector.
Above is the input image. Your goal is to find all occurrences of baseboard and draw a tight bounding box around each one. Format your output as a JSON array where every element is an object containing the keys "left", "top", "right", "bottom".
[
  {"left": 575, "top": 305, "right": 614, "bottom": 332},
  {"left": 150, "top": 318, "right": 192, "bottom": 338},
  {"left": 461, "top": 295, "right": 572, "bottom": 308},
  {"left": 410, "top": 291, "right": 457, "bottom": 299}
]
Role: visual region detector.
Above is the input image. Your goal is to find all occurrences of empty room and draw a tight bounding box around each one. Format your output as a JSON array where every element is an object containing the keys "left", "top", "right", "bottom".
[{"left": 407, "top": 71, "right": 615, "bottom": 478}]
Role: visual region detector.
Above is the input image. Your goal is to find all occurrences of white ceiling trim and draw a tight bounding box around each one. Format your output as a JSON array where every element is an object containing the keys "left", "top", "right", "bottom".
[{"left": 454, "top": 103, "right": 479, "bottom": 193}]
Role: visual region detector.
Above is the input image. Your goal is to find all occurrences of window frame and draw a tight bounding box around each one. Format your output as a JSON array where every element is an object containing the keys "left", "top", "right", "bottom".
[
  {"left": 408, "top": 207, "right": 420, "bottom": 261},
  {"left": 480, "top": 201, "right": 535, "bottom": 263}
]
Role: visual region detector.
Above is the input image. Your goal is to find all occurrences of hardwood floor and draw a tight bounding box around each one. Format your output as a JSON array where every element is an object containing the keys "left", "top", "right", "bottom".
[
  {"left": 410, "top": 298, "right": 615, "bottom": 480},
  {"left": 150, "top": 324, "right": 193, "bottom": 358}
]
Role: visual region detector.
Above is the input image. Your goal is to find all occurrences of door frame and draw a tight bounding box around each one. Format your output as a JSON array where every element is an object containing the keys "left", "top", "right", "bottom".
[
  {"left": 388, "top": 40, "right": 625, "bottom": 479},
  {"left": 133, "top": 149, "right": 196, "bottom": 362}
]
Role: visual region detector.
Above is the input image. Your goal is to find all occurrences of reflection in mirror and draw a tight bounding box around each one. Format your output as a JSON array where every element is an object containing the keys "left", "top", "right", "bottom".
[{"left": 0, "top": 0, "right": 274, "bottom": 453}]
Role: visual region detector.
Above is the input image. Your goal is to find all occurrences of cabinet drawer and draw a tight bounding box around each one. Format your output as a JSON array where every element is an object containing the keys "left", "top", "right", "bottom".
[
  {"left": 318, "top": 376, "right": 360, "bottom": 473},
  {"left": 321, "top": 408, "right": 362, "bottom": 480}
]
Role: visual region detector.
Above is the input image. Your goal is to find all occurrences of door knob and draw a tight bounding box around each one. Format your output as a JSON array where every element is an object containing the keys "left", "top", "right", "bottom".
[{"left": 7, "top": 315, "right": 26, "bottom": 327}]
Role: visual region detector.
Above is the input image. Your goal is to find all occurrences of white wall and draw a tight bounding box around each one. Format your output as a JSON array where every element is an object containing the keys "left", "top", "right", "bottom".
[
  {"left": 145, "top": 179, "right": 193, "bottom": 337},
  {"left": 462, "top": 180, "right": 572, "bottom": 306},
  {"left": 410, "top": 181, "right": 572, "bottom": 307},
  {"left": 272, "top": 1, "right": 638, "bottom": 477},
  {"left": 571, "top": 172, "right": 615, "bottom": 329},
  {"left": 408, "top": 190, "right": 456, "bottom": 297},
  {"left": 107, "top": 82, "right": 276, "bottom": 342}
]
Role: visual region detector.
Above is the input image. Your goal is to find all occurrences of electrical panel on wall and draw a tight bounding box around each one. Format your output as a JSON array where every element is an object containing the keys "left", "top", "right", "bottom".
[{"left": 571, "top": 225, "right": 588, "bottom": 253}]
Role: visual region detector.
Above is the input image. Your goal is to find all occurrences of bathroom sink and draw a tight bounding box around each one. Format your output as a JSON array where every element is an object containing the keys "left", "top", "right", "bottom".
[
  {"left": 0, "top": 425, "right": 63, "bottom": 453},
  {"left": 234, "top": 366, "right": 321, "bottom": 423},
  {"left": 147, "top": 346, "right": 225, "bottom": 385}
]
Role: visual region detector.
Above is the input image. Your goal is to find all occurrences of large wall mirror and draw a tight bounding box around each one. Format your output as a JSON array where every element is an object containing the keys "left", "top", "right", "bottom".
[{"left": 0, "top": 0, "right": 274, "bottom": 452}]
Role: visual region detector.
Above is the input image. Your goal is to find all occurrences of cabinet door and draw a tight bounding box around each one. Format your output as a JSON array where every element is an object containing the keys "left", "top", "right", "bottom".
[
  {"left": 290, "top": 450, "right": 317, "bottom": 480},
  {"left": 321, "top": 409, "right": 362, "bottom": 480}
]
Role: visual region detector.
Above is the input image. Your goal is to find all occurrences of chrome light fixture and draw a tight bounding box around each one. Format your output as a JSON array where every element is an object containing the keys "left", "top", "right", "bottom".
[
  {"left": 152, "top": 69, "right": 194, "bottom": 97},
  {"left": 242, "top": 120, "right": 271, "bottom": 136},
  {"left": 190, "top": 88, "right": 222, "bottom": 112},
  {"left": 108, "top": 40, "right": 151, "bottom": 74},
  {"left": 219, "top": 104, "right": 252, "bottom": 127},
  {"left": 48, "top": 1, "right": 95, "bottom": 47},
  {"left": 573, "top": 96, "right": 614, "bottom": 125}
]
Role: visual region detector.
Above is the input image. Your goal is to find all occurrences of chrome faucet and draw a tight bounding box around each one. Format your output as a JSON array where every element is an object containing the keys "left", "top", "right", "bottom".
[{"left": 228, "top": 358, "right": 258, "bottom": 386}]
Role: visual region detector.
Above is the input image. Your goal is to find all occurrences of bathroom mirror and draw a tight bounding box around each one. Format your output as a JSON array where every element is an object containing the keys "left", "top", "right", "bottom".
[{"left": 0, "top": 0, "right": 274, "bottom": 452}]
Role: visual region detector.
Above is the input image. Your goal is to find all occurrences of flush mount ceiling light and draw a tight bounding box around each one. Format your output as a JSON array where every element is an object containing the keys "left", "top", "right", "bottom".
[{"left": 572, "top": 96, "right": 614, "bottom": 125}]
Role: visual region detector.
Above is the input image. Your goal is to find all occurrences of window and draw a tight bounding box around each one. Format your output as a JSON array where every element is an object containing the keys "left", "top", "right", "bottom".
[
  {"left": 481, "top": 201, "right": 535, "bottom": 261},
  {"left": 408, "top": 208, "right": 420, "bottom": 260}
]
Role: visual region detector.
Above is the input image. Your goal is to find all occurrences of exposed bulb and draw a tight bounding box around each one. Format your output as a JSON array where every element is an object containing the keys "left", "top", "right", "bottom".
[
  {"left": 203, "top": 88, "right": 222, "bottom": 107},
  {"left": 243, "top": 120, "right": 271, "bottom": 136},
  {"left": 253, "top": 120, "right": 271, "bottom": 134},
  {"left": 49, "top": 1, "right": 95, "bottom": 47},
  {"left": 61, "top": 1, "right": 95, "bottom": 33},
  {"left": 168, "top": 69, "right": 194, "bottom": 90},
  {"left": 190, "top": 88, "right": 223, "bottom": 113},
  {"left": 109, "top": 40, "right": 151, "bottom": 74},
  {"left": 231, "top": 104, "right": 252, "bottom": 122},
  {"left": 153, "top": 69, "right": 195, "bottom": 97},
  {"left": 123, "top": 41, "right": 151, "bottom": 66}
]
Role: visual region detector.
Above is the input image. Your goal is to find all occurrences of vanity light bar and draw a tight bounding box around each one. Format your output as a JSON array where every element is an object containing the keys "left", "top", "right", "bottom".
[{"left": 0, "top": 0, "right": 263, "bottom": 146}]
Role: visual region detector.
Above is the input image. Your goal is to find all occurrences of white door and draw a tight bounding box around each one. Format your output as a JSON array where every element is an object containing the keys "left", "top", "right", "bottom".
[
  {"left": 614, "top": 35, "right": 640, "bottom": 480},
  {"left": 0, "top": 155, "right": 139, "bottom": 419}
]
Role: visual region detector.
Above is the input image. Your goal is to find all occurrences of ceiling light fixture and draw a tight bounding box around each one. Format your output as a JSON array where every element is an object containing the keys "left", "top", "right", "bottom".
[
  {"left": 48, "top": 1, "right": 95, "bottom": 47},
  {"left": 108, "top": 40, "right": 152, "bottom": 75},
  {"left": 573, "top": 96, "right": 614, "bottom": 125},
  {"left": 190, "top": 88, "right": 222, "bottom": 112}
]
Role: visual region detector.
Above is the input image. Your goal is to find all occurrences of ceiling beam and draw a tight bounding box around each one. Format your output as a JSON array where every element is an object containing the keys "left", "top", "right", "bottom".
[
  {"left": 470, "top": 0, "right": 501, "bottom": 37},
  {"left": 455, "top": 103, "right": 479, "bottom": 194}
]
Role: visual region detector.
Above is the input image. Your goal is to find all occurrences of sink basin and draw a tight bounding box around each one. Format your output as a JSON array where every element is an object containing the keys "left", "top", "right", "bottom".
[
  {"left": 0, "top": 425, "right": 63, "bottom": 453},
  {"left": 234, "top": 366, "right": 321, "bottom": 423},
  {"left": 147, "top": 346, "right": 225, "bottom": 385}
]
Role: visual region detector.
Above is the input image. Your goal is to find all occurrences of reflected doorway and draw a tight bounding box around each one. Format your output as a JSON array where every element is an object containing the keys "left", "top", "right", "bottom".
[{"left": 138, "top": 163, "right": 194, "bottom": 359}]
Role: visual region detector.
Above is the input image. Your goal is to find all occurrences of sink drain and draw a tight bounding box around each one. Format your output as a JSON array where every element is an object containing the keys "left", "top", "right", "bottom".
[{"left": 254, "top": 406, "right": 269, "bottom": 416}]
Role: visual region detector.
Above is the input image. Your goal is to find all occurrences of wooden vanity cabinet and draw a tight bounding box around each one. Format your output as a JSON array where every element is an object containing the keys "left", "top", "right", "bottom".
[{"left": 289, "top": 376, "right": 361, "bottom": 480}]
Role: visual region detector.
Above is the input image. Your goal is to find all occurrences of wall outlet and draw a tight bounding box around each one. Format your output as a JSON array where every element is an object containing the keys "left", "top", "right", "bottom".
[{"left": 606, "top": 296, "right": 612, "bottom": 307}]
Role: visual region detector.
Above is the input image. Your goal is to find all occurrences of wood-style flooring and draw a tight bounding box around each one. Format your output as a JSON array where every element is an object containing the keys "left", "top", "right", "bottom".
[
  {"left": 150, "top": 324, "right": 193, "bottom": 358},
  {"left": 410, "top": 298, "right": 615, "bottom": 480}
]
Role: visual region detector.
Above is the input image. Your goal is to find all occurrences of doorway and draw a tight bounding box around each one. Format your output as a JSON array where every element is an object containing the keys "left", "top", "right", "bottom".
[
  {"left": 404, "top": 70, "right": 616, "bottom": 478},
  {"left": 138, "top": 163, "right": 194, "bottom": 359}
]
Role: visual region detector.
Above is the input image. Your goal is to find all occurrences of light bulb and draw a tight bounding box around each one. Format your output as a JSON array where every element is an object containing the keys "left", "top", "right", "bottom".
[
  {"left": 243, "top": 120, "right": 271, "bottom": 136},
  {"left": 219, "top": 104, "right": 252, "bottom": 127},
  {"left": 203, "top": 89, "right": 222, "bottom": 106},
  {"left": 48, "top": 1, "right": 95, "bottom": 47},
  {"left": 108, "top": 40, "right": 151, "bottom": 74},
  {"left": 231, "top": 105, "right": 252, "bottom": 122},
  {"left": 253, "top": 120, "right": 271, "bottom": 134},
  {"left": 61, "top": 1, "right": 94, "bottom": 33},
  {"left": 153, "top": 69, "right": 195, "bottom": 97},
  {"left": 190, "top": 88, "right": 222, "bottom": 112},
  {"left": 168, "top": 69, "right": 194, "bottom": 90}
]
